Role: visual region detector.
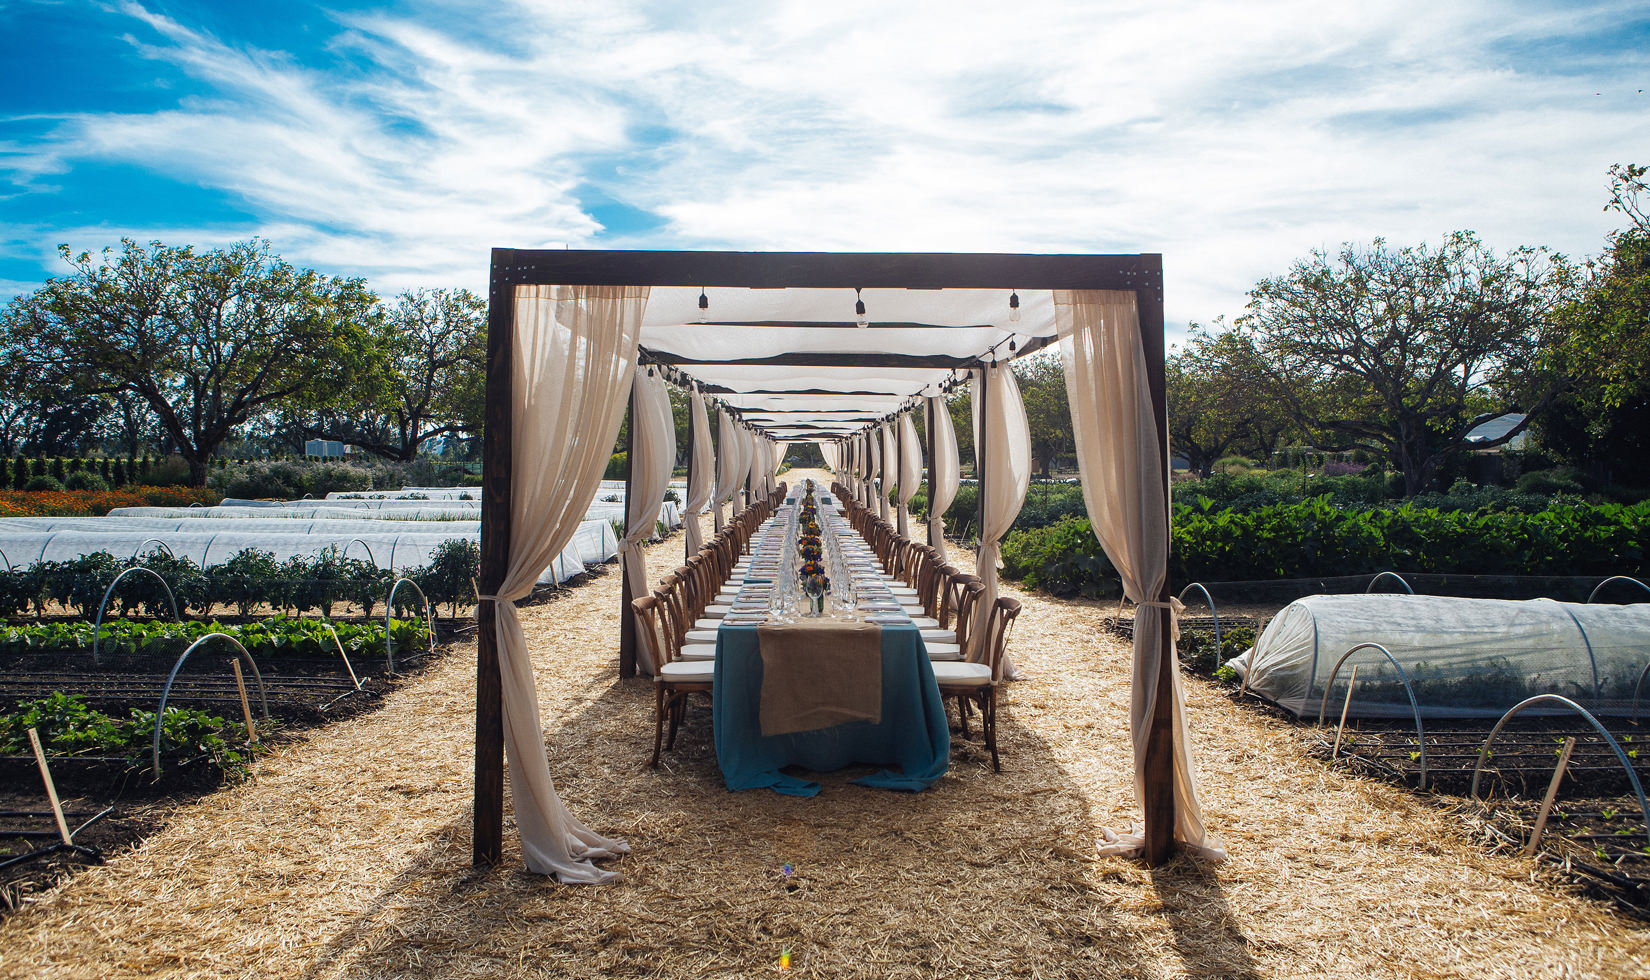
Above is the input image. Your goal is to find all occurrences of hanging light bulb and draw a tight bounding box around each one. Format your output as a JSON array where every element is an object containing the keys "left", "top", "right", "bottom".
[
  {"left": 696, "top": 287, "right": 709, "bottom": 324},
  {"left": 1008, "top": 336, "right": 1017, "bottom": 352},
  {"left": 855, "top": 287, "right": 868, "bottom": 328},
  {"left": 1008, "top": 290, "right": 1021, "bottom": 323},
  {"left": 647, "top": 365, "right": 655, "bottom": 377}
]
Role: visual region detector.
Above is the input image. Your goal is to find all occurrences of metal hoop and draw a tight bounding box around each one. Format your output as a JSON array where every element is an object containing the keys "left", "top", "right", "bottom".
[
  {"left": 1586, "top": 575, "right": 1650, "bottom": 604},
  {"left": 0, "top": 548, "right": 10, "bottom": 573},
  {"left": 384, "top": 578, "right": 435, "bottom": 672},
  {"left": 1315, "top": 642, "right": 1428, "bottom": 789},
  {"left": 340, "top": 538, "right": 377, "bottom": 566},
  {"left": 1177, "top": 581, "right": 1222, "bottom": 661},
  {"left": 151, "top": 633, "right": 268, "bottom": 778},
  {"left": 1468, "top": 694, "right": 1650, "bottom": 847},
  {"left": 130, "top": 538, "right": 174, "bottom": 560},
  {"left": 92, "top": 567, "right": 182, "bottom": 666},
  {"left": 1366, "top": 571, "right": 1414, "bottom": 595}
]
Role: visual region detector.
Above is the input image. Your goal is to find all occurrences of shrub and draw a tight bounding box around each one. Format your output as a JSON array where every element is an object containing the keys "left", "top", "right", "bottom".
[
  {"left": 1516, "top": 467, "right": 1585, "bottom": 496},
  {"left": 605, "top": 452, "right": 628, "bottom": 480},
  {"left": 63, "top": 470, "right": 111, "bottom": 492},
  {"left": 24, "top": 474, "right": 64, "bottom": 492},
  {"left": 137, "top": 455, "right": 192, "bottom": 486},
  {"left": 1000, "top": 516, "right": 1117, "bottom": 598},
  {"left": 419, "top": 538, "right": 481, "bottom": 616}
]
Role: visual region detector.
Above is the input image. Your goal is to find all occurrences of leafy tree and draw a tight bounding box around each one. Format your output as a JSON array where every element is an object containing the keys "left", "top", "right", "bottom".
[
  {"left": 1535, "top": 164, "right": 1650, "bottom": 488},
  {"left": 1012, "top": 351, "right": 1073, "bottom": 478},
  {"left": 0, "top": 239, "right": 376, "bottom": 485},
  {"left": 1240, "top": 231, "right": 1574, "bottom": 495},
  {"left": 305, "top": 288, "right": 485, "bottom": 461},
  {"left": 1166, "top": 323, "right": 1294, "bottom": 477}
]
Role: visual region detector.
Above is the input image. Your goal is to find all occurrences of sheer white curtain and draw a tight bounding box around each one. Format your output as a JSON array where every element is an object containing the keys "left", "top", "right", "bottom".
[
  {"left": 770, "top": 440, "right": 786, "bottom": 492},
  {"left": 745, "top": 429, "right": 766, "bottom": 505},
  {"left": 865, "top": 428, "right": 880, "bottom": 510},
  {"left": 972, "top": 362, "right": 1030, "bottom": 675},
  {"left": 1055, "top": 289, "right": 1222, "bottom": 861},
  {"left": 878, "top": 422, "right": 895, "bottom": 521},
  {"left": 818, "top": 440, "right": 840, "bottom": 476},
  {"left": 492, "top": 284, "right": 640, "bottom": 882},
  {"left": 618, "top": 369, "right": 676, "bottom": 676},
  {"left": 684, "top": 389, "right": 714, "bottom": 553},
  {"left": 731, "top": 424, "right": 754, "bottom": 515},
  {"left": 925, "top": 395, "right": 960, "bottom": 559},
  {"left": 897, "top": 412, "right": 921, "bottom": 538},
  {"left": 712, "top": 408, "right": 742, "bottom": 530}
]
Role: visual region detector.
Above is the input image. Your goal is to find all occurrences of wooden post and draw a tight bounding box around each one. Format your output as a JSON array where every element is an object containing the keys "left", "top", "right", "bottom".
[
  {"left": 474, "top": 252, "right": 515, "bottom": 866},
  {"left": 27, "top": 729, "right": 72, "bottom": 847},
  {"left": 1524, "top": 736, "right": 1577, "bottom": 857},
  {"left": 685, "top": 389, "right": 697, "bottom": 562},
  {"left": 619, "top": 379, "right": 638, "bottom": 679},
  {"left": 1332, "top": 665, "right": 1360, "bottom": 758},
  {"left": 926, "top": 397, "right": 939, "bottom": 549},
  {"left": 231, "top": 659, "right": 257, "bottom": 742},
  {"left": 976, "top": 365, "right": 989, "bottom": 560},
  {"left": 1136, "top": 275, "right": 1178, "bottom": 867}
]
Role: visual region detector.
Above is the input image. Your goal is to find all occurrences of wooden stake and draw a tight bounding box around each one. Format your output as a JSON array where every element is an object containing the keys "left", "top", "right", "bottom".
[
  {"left": 1332, "top": 665, "right": 1360, "bottom": 759},
  {"left": 1524, "top": 736, "right": 1577, "bottom": 857},
  {"left": 27, "top": 728, "right": 72, "bottom": 846},
  {"left": 232, "top": 659, "right": 258, "bottom": 742},
  {"left": 326, "top": 626, "right": 363, "bottom": 691}
]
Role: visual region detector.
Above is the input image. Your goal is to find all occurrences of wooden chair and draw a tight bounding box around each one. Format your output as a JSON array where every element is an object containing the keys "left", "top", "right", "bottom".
[
  {"left": 634, "top": 594, "right": 714, "bottom": 767},
  {"left": 932, "top": 596, "right": 1021, "bottom": 771}
]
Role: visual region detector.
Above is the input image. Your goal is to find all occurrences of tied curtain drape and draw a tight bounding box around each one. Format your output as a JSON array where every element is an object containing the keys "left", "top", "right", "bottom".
[
  {"left": 712, "top": 407, "right": 741, "bottom": 530},
  {"left": 745, "top": 430, "right": 766, "bottom": 506},
  {"left": 865, "top": 428, "right": 880, "bottom": 510},
  {"left": 492, "top": 284, "right": 639, "bottom": 882},
  {"left": 1054, "top": 289, "right": 1222, "bottom": 861},
  {"left": 684, "top": 389, "right": 714, "bottom": 554},
  {"left": 897, "top": 413, "right": 921, "bottom": 539},
  {"left": 731, "top": 423, "right": 754, "bottom": 516},
  {"left": 818, "top": 440, "right": 840, "bottom": 476},
  {"left": 619, "top": 369, "right": 676, "bottom": 676},
  {"left": 925, "top": 395, "right": 959, "bottom": 559},
  {"left": 770, "top": 440, "right": 786, "bottom": 494},
  {"left": 972, "top": 361, "right": 1030, "bottom": 677},
  {"left": 878, "top": 422, "right": 895, "bottom": 521}
]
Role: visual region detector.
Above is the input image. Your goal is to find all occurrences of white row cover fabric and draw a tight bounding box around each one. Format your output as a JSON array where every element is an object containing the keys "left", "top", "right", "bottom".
[
  {"left": 1056, "top": 289, "right": 1220, "bottom": 862},
  {"left": 619, "top": 370, "right": 676, "bottom": 676},
  {"left": 971, "top": 361, "right": 1031, "bottom": 679},
  {"left": 109, "top": 501, "right": 681, "bottom": 528},
  {"left": 897, "top": 413, "right": 921, "bottom": 539},
  {"left": 1228, "top": 594, "right": 1650, "bottom": 718},
  {"left": 684, "top": 390, "right": 714, "bottom": 555},
  {"left": 494, "top": 283, "right": 637, "bottom": 882},
  {"left": 713, "top": 407, "right": 742, "bottom": 529},
  {"left": 925, "top": 395, "right": 960, "bottom": 560}
]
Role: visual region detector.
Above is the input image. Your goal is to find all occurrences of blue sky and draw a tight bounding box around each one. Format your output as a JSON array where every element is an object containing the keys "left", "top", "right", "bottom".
[{"left": 2, "top": 0, "right": 1647, "bottom": 330}]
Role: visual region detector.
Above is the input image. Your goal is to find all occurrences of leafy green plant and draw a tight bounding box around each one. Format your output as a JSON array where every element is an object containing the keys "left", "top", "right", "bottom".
[
  {"left": 0, "top": 616, "right": 423, "bottom": 660},
  {"left": 0, "top": 692, "right": 255, "bottom": 769}
]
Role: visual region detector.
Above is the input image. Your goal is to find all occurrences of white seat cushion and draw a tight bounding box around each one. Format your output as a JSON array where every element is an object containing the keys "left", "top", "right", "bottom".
[
  {"left": 677, "top": 643, "right": 716, "bottom": 661},
  {"left": 659, "top": 660, "right": 714, "bottom": 682},
  {"left": 908, "top": 616, "right": 939, "bottom": 629},
  {"left": 705, "top": 604, "right": 732, "bottom": 614},
  {"left": 888, "top": 586, "right": 918, "bottom": 596},
  {"left": 920, "top": 629, "right": 956, "bottom": 643},
  {"left": 686, "top": 629, "right": 719, "bottom": 642},
  {"left": 925, "top": 642, "right": 963, "bottom": 661},
  {"left": 931, "top": 661, "right": 991, "bottom": 686}
]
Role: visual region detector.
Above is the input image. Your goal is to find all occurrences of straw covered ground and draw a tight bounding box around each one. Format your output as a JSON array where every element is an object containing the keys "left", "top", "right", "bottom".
[{"left": 1, "top": 469, "right": 1647, "bottom": 978}]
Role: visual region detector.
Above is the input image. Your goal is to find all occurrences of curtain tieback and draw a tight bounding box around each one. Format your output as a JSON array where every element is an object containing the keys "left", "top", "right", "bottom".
[
  {"left": 475, "top": 594, "right": 508, "bottom": 604},
  {"left": 1136, "top": 596, "right": 1185, "bottom": 641}
]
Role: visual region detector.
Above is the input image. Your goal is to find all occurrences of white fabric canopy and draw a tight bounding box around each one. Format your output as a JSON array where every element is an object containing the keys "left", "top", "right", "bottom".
[
  {"left": 925, "top": 395, "right": 960, "bottom": 559},
  {"left": 897, "top": 412, "right": 921, "bottom": 539},
  {"left": 972, "top": 361, "right": 1030, "bottom": 677},
  {"left": 684, "top": 389, "right": 714, "bottom": 554},
  {"left": 493, "top": 283, "right": 637, "bottom": 882},
  {"left": 1055, "top": 289, "right": 1221, "bottom": 862},
  {"left": 619, "top": 370, "right": 676, "bottom": 676}
]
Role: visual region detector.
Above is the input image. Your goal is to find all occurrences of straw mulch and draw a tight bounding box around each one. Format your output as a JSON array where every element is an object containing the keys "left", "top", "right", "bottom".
[{"left": 0, "top": 469, "right": 1645, "bottom": 979}]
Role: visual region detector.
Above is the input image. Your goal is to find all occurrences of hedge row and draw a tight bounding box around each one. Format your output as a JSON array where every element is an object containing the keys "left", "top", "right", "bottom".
[
  {"left": 1000, "top": 498, "right": 1650, "bottom": 597},
  {"left": 0, "top": 541, "right": 482, "bottom": 620}
]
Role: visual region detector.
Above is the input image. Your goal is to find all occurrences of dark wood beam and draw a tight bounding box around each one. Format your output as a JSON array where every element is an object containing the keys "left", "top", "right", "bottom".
[
  {"left": 1136, "top": 264, "right": 1178, "bottom": 868},
  {"left": 666, "top": 320, "right": 999, "bottom": 330},
  {"left": 651, "top": 351, "right": 981, "bottom": 370},
  {"left": 490, "top": 248, "right": 1163, "bottom": 292},
  {"left": 474, "top": 259, "right": 513, "bottom": 867}
]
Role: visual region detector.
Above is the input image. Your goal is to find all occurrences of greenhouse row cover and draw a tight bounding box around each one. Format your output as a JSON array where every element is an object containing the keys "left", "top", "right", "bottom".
[{"left": 1227, "top": 594, "right": 1650, "bottom": 718}]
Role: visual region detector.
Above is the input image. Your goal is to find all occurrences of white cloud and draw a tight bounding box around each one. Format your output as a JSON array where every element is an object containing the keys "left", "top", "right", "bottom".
[{"left": 3, "top": 0, "right": 1646, "bottom": 327}]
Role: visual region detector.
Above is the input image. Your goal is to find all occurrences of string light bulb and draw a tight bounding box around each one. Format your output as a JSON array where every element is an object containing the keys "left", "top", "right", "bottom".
[
  {"left": 1008, "top": 290, "right": 1021, "bottom": 323},
  {"left": 696, "top": 288, "right": 708, "bottom": 324},
  {"left": 854, "top": 287, "right": 867, "bottom": 328}
]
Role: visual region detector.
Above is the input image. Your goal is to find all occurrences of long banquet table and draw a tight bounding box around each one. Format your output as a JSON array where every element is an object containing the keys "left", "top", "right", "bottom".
[{"left": 711, "top": 490, "right": 950, "bottom": 796}]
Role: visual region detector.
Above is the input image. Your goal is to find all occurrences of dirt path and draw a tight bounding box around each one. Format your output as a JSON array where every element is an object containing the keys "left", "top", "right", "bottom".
[{"left": 0, "top": 470, "right": 1645, "bottom": 978}]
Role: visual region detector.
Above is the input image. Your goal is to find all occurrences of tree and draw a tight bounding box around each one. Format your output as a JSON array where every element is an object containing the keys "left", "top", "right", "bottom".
[
  {"left": 1166, "top": 323, "right": 1295, "bottom": 477},
  {"left": 307, "top": 288, "right": 486, "bottom": 460},
  {"left": 0, "top": 239, "right": 376, "bottom": 485},
  {"left": 1012, "top": 351, "right": 1073, "bottom": 478},
  {"left": 1536, "top": 164, "right": 1650, "bottom": 487},
  {"left": 1239, "top": 232, "right": 1574, "bottom": 495}
]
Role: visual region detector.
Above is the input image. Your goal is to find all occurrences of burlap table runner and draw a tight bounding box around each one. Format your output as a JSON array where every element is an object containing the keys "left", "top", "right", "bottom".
[{"left": 757, "top": 620, "right": 883, "bottom": 736}]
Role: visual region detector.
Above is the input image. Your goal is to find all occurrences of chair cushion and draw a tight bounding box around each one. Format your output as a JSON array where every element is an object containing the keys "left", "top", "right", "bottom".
[
  {"left": 658, "top": 660, "right": 714, "bottom": 683},
  {"left": 932, "top": 661, "right": 991, "bottom": 686},
  {"left": 677, "top": 643, "right": 716, "bottom": 661},
  {"left": 686, "top": 629, "right": 719, "bottom": 642},
  {"left": 920, "top": 629, "right": 956, "bottom": 643},
  {"left": 925, "top": 642, "right": 963, "bottom": 661},
  {"left": 705, "top": 604, "right": 732, "bottom": 614},
  {"left": 907, "top": 616, "right": 939, "bottom": 629}
]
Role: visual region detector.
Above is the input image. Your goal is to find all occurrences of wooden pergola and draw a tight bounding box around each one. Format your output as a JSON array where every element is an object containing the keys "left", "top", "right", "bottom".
[{"left": 476, "top": 249, "right": 1180, "bottom": 864}]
